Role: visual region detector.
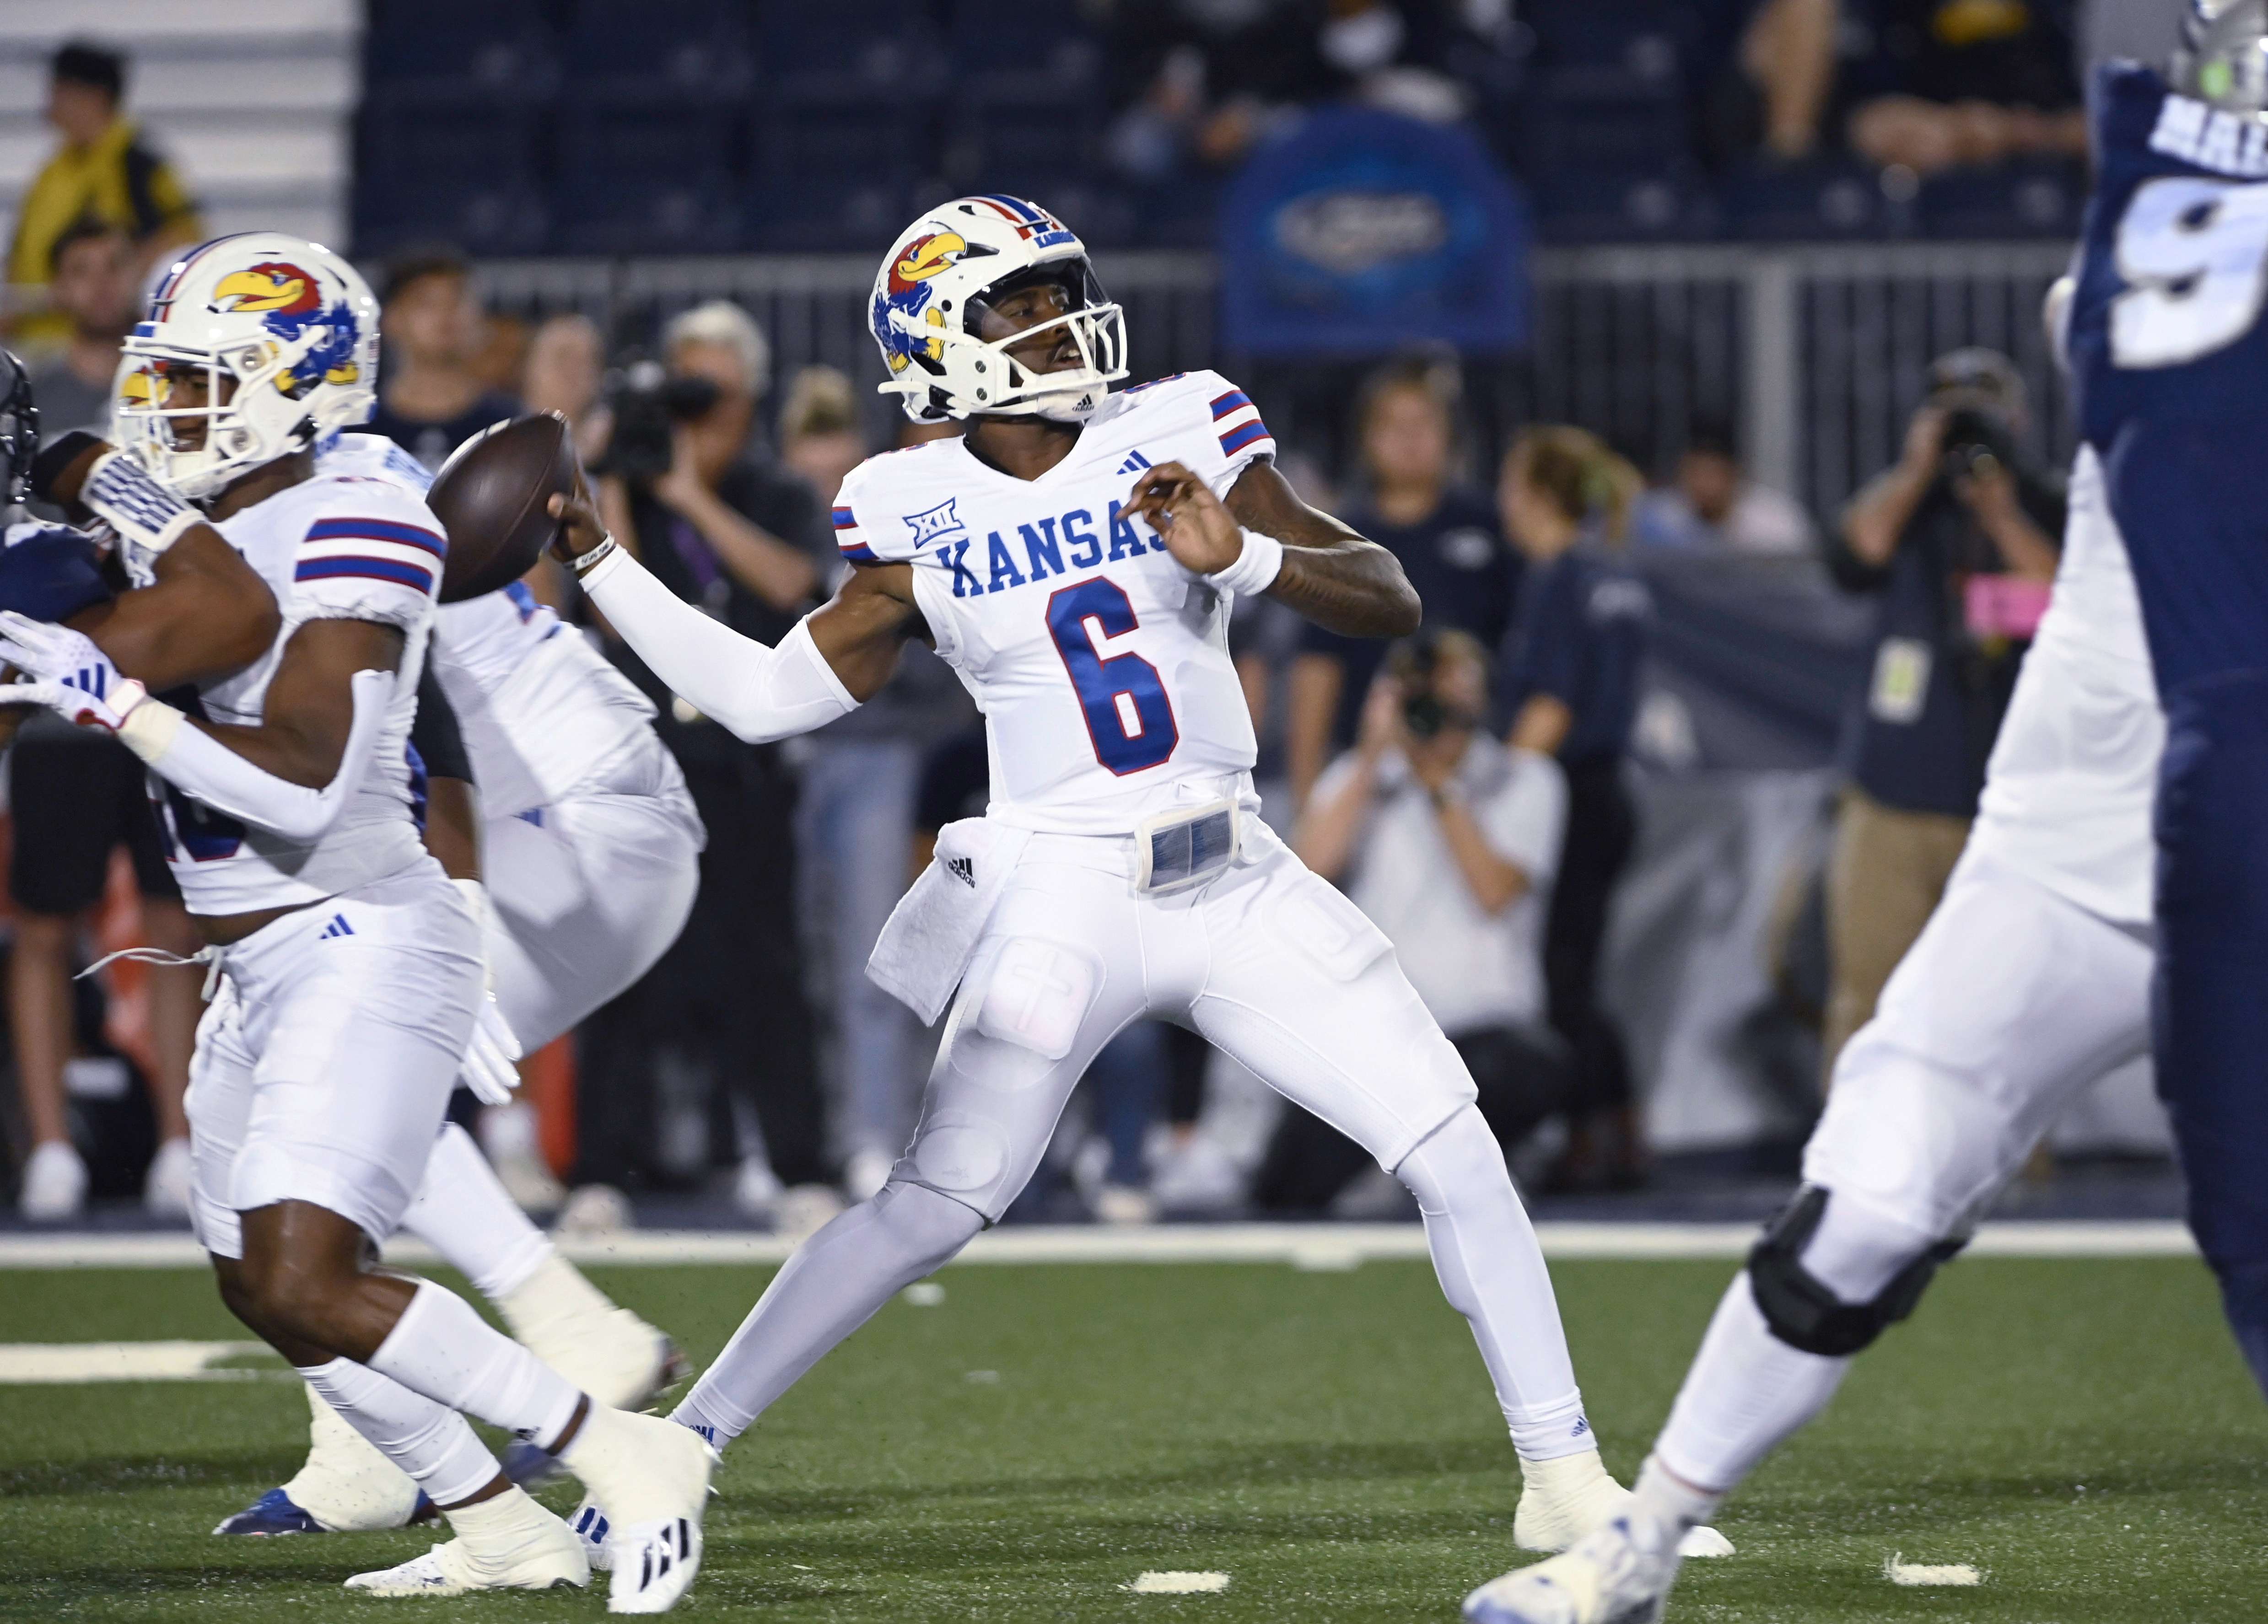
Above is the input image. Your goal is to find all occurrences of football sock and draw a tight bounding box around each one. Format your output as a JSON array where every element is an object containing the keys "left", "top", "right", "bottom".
[
  {"left": 298, "top": 1357, "right": 500, "bottom": 1508},
  {"left": 1394, "top": 1105, "right": 1590, "bottom": 1459},
  {"left": 283, "top": 1381, "right": 425, "bottom": 1531},
  {"left": 399, "top": 1123, "right": 553, "bottom": 1301},
  {"left": 1633, "top": 1452, "right": 1724, "bottom": 1536},
  {"left": 671, "top": 1180, "right": 981, "bottom": 1445},
  {"left": 1654, "top": 1189, "right": 1938, "bottom": 1493},
  {"left": 496, "top": 1254, "right": 627, "bottom": 1351},
  {"left": 1652, "top": 1277, "right": 1850, "bottom": 1494},
  {"left": 364, "top": 1278, "right": 583, "bottom": 1447}
]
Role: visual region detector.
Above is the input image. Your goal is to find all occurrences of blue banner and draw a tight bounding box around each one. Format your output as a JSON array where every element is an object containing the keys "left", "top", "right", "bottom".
[{"left": 1219, "top": 108, "right": 1530, "bottom": 357}]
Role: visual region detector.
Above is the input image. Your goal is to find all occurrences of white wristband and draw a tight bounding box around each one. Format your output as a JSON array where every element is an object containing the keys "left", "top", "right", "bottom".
[{"left": 1207, "top": 529, "right": 1283, "bottom": 596}]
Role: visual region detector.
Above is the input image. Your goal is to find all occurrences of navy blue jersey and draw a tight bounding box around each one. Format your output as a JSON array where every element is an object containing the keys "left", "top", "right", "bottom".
[{"left": 2070, "top": 64, "right": 2268, "bottom": 693}]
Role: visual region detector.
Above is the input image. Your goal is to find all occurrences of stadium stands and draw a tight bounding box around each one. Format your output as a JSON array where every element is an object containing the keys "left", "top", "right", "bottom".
[
  {"left": 335, "top": 0, "right": 2088, "bottom": 257},
  {"left": 0, "top": 0, "right": 356, "bottom": 249}
]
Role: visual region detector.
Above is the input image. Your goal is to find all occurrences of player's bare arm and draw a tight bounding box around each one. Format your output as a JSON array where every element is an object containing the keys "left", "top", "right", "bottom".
[
  {"left": 173, "top": 618, "right": 403, "bottom": 787},
  {"left": 1128, "top": 458, "right": 1422, "bottom": 638},
  {"left": 35, "top": 432, "right": 283, "bottom": 686},
  {"left": 808, "top": 559, "right": 925, "bottom": 699}
]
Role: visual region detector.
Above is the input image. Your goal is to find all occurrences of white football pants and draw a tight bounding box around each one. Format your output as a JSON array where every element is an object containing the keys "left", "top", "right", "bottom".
[
  {"left": 1651, "top": 844, "right": 2152, "bottom": 1494},
  {"left": 479, "top": 750, "right": 704, "bottom": 1051},
  {"left": 676, "top": 821, "right": 1593, "bottom": 1457}
]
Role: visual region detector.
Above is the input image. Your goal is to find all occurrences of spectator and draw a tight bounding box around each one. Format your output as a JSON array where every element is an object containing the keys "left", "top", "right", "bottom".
[
  {"left": 5, "top": 41, "right": 201, "bottom": 348},
  {"left": 777, "top": 366, "right": 868, "bottom": 504},
  {"left": 1285, "top": 358, "right": 1518, "bottom": 811},
  {"left": 1267, "top": 630, "right": 1572, "bottom": 1209},
  {"left": 1848, "top": 0, "right": 2088, "bottom": 176},
  {"left": 1498, "top": 425, "right": 1651, "bottom": 1191},
  {"left": 579, "top": 300, "right": 835, "bottom": 1230},
  {"left": 521, "top": 313, "right": 610, "bottom": 465},
  {"left": 1633, "top": 418, "right": 1816, "bottom": 556},
  {"left": 1699, "top": 0, "right": 1841, "bottom": 165},
  {"left": 784, "top": 365, "right": 977, "bottom": 1203},
  {"left": 25, "top": 219, "right": 137, "bottom": 445},
  {"left": 366, "top": 247, "right": 521, "bottom": 470},
  {"left": 1822, "top": 347, "right": 2062, "bottom": 1079}
]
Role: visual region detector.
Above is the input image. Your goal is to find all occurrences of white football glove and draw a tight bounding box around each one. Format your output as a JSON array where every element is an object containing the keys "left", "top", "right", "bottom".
[
  {"left": 452, "top": 880, "right": 524, "bottom": 1105},
  {"left": 79, "top": 447, "right": 201, "bottom": 580},
  {"left": 0, "top": 616, "right": 147, "bottom": 732}
]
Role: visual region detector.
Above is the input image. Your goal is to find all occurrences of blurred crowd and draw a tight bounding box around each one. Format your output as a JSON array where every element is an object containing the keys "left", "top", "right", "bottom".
[{"left": 0, "top": 34, "right": 2077, "bottom": 1226}]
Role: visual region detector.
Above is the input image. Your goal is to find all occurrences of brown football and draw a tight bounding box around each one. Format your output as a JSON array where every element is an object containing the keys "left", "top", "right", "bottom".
[{"left": 427, "top": 413, "right": 578, "bottom": 603}]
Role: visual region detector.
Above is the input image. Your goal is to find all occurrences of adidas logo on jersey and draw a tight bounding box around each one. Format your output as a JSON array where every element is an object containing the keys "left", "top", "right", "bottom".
[
  {"left": 318, "top": 913, "right": 355, "bottom": 940},
  {"left": 945, "top": 855, "right": 975, "bottom": 887},
  {"left": 1117, "top": 449, "right": 1152, "bottom": 475}
]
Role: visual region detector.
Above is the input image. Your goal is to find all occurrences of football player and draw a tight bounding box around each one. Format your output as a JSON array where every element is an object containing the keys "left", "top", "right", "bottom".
[
  {"left": 1462, "top": 11, "right": 2268, "bottom": 1619},
  {"left": 546, "top": 195, "right": 1728, "bottom": 1571},
  {"left": 212, "top": 425, "right": 707, "bottom": 1541},
  {"left": 6, "top": 233, "right": 710, "bottom": 1612}
]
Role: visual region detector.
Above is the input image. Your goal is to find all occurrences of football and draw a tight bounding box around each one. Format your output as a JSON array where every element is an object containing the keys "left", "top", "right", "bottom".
[{"left": 426, "top": 412, "right": 578, "bottom": 602}]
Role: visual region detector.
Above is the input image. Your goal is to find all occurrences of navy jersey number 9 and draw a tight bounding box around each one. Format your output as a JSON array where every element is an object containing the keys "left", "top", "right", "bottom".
[{"left": 1045, "top": 576, "right": 1179, "bottom": 775}]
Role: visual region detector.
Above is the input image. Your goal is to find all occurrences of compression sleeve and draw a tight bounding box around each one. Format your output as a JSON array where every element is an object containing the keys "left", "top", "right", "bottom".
[
  {"left": 410, "top": 662, "right": 474, "bottom": 783},
  {"left": 114, "top": 668, "right": 393, "bottom": 841},
  {"left": 578, "top": 546, "right": 858, "bottom": 744}
]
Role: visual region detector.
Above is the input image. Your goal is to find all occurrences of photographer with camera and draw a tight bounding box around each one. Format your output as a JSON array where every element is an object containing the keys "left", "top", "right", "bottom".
[
  {"left": 1271, "top": 630, "right": 1573, "bottom": 1210},
  {"left": 1823, "top": 347, "right": 2063, "bottom": 1083},
  {"left": 579, "top": 300, "right": 836, "bottom": 1230}
]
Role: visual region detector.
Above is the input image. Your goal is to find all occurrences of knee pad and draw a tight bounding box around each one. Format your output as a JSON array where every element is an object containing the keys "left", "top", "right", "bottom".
[
  {"left": 1747, "top": 1186, "right": 1965, "bottom": 1357},
  {"left": 872, "top": 1179, "right": 985, "bottom": 1273}
]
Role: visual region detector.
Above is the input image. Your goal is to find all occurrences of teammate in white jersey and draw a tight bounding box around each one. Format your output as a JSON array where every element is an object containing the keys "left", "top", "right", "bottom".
[
  {"left": 213, "top": 430, "right": 708, "bottom": 1541},
  {"left": 5, "top": 234, "right": 710, "bottom": 1612},
  {"left": 544, "top": 195, "right": 1727, "bottom": 1576}
]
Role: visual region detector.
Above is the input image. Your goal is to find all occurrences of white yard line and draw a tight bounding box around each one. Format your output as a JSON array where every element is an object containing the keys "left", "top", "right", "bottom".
[
  {"left": 0, "top": 1219, "right": 2200, "bottom": 1270},
  {"left": 0, "top": 1339, "right": 272, "bottom": 1382}
]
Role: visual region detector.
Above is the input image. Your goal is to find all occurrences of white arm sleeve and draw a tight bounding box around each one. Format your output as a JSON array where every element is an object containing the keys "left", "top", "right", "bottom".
[
  {"left": 116, "top": 668, "right": 393, "bottom": 841},
  {"left": 579, "top": 546, "right": 859, "bottom": 744}
]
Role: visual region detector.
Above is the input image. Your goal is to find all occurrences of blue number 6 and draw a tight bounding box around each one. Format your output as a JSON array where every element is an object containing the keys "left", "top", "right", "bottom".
[{"left": 1046, "top": 576, "right": 1179, "bottom": 775}]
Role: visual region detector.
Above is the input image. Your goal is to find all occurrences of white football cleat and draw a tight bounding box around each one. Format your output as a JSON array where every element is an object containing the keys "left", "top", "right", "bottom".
[
  {"left": 1464, "top": 1514, "right": 1681, "bottom": 1624},
  {"left": 1514, "top": 1451, "right": 1732, "bottom": 1559},
  {"left": 342, "top": 1495, "right": 587, "bottom": 1597},
  {"left": 559, "top": 1406, "right": 715, "bottom": 1613},
  {"left": 501, "top": 1256, "right": 687, "bottom": 1412}
]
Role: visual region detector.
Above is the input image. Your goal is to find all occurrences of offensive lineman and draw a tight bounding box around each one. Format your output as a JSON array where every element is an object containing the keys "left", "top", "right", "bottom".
[
  {"left": 1462, "top": 16, "right": 2268, "bottom": 1620},
  {"left": 548, "top": 195, "right": 1727, "bottom": 1568},
  {"left": 5, "top": 233, "right": 711, "bottom": 1611},
  {"left": 212, "top": 425, "right": 707, "bottom": 1539}
]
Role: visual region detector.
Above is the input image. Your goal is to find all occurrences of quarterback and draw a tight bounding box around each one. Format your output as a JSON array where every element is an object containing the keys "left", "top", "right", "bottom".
[
  {"left": 1464, "top": 14, "right": 2268, "bottom": 1620},
  {"left": 550, "top": 194, "right": 1725, "bottom": 1570},
  {"left": 6, "top": 233, "right": 708, "bottom": 1612}
]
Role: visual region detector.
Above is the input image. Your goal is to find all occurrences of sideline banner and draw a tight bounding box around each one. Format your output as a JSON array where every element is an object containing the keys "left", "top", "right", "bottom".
[{"left": 1220, "top": 108, "right": 1530, "bottom": 357}]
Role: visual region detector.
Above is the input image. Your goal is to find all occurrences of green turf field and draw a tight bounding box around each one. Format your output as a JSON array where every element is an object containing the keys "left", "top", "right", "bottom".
[{"left": 2, "top": 1254, "right": 2264, "bottom": 1622}]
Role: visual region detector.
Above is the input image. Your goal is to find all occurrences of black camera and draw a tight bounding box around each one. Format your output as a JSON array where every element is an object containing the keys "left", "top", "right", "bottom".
[
  {"left": 1938, "top": 403, "right": 2018, "bottom": 483},
  {"left": 596, "top": 358, "right": 722, "bottom": 483}
]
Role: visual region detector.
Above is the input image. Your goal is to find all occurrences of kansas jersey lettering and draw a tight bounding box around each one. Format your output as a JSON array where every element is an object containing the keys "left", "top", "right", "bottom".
[
  {"left": 2068, "top": 64, "right": 2268, "bottom": 692},
  {"left": 155, "top": 438, "right": 443, "bottom": 914},
  {"left": 833, "top": 371, "right": 1275, "bottom": 834}
]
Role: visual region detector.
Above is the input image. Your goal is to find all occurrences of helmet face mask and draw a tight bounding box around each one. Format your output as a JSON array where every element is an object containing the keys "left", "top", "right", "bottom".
[
  {"left": 870, "top": 197, "right": 1128, "bottom": 425},
  {"left": 113, "top": 232, "right": 379, "bottom": 501},
  {"left": 0, "top": 349, "right": 36, "bottom": 510}
]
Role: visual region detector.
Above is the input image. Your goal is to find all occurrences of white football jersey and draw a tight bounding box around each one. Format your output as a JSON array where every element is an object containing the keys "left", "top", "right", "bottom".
[
  {"left": 157, "top": 443, "right": 442, "bottom": 914},
  {"left": 430, "top": 584, "right": 662, "bottom": 818},
  {"left": 834, "top": 371, "right": 1276, "bottom": 835},
  {"left": 1966, "top": 445, "right": 2164, "bottom": 925},
  {"left": 315, "top": 434, "right": 664, "bottom": 818}
]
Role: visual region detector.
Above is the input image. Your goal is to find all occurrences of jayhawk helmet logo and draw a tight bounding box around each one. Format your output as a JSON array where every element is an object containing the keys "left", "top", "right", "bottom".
[
  {"left": 210, "top": 261, "right": 362, "bottom": 391},
  {"left": 871, "top": 231, "right": 966, "bottom": 374}
]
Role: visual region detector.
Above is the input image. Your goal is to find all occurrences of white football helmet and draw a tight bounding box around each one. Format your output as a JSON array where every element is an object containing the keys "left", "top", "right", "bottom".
[
  {"left": 113, "top": 232, "right": 379, "bottom": 500},
  {"left": 869, "top": 196, "right": 1127, "bottom": 425}
]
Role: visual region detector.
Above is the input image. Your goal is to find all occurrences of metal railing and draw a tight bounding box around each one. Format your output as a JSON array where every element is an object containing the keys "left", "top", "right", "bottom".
[{"left": 478, "top": 240, "right": 2079, "bottom": 519}]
